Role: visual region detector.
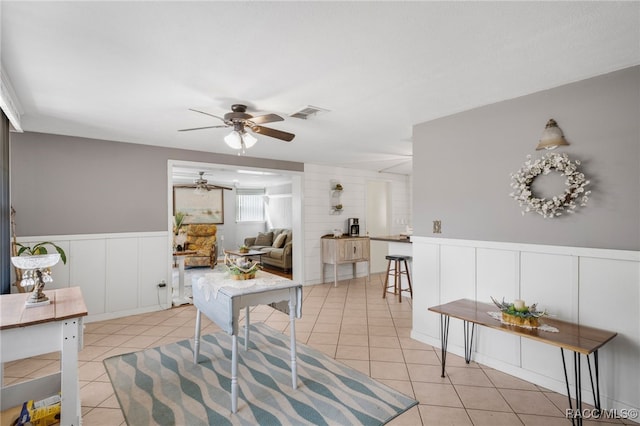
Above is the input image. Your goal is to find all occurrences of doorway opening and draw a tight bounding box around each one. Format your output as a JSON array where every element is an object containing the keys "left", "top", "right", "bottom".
[
  {"left": 166, "top": 160, "right": 303, "bottom": 306},
  {"left": 366, "top": 180, "right": 391, "bottom": 273}
]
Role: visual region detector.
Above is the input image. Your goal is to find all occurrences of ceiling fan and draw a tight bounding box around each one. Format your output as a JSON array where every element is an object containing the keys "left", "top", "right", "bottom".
[
  {"left": 175, "top": 171, "right": 233, "bottom": 194},
  {"left": 179, "top": 104, "right": 295, "bottom": 151}
]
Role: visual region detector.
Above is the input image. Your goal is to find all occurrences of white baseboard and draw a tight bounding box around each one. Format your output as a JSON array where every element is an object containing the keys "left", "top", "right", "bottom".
[{"left": 85, "top": 304, "right": 170, "bottom": 323}]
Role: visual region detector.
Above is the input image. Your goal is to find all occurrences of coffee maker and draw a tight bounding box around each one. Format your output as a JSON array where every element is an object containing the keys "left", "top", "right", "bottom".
[{"left": 348, "top": 218, "right": 360, "bottom": 236}]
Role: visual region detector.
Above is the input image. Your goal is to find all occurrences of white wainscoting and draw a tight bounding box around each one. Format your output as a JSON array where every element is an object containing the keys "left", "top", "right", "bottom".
[
  {"left": 15, "top": 232, "right": 171, "bottom": 322},
  {"left": 411, "top": 237, "right": 640, "bottom": 415}
]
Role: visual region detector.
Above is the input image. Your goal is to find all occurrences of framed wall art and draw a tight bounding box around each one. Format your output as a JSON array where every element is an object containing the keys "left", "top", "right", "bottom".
[{"left": 173, "top": 186, "right": 224, "bottom": 224}]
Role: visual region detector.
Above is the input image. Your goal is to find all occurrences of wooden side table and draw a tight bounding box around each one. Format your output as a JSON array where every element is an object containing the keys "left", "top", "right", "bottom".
[{"left": 1, "top": 287, "right": 88, "bottom": 426}]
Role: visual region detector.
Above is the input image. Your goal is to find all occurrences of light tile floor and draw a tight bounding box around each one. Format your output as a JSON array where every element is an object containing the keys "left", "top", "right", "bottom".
[{"left": 1, "top": 272, "right": 631, "bottom": 426}]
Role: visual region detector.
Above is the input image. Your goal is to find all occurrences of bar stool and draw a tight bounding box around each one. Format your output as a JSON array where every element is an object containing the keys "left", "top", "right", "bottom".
[{"left": 382, "top": 255, "right": 413, "bottom": 302}]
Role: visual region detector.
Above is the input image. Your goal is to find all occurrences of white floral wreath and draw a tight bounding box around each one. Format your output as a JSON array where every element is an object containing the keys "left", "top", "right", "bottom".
[{"left": 510, "top": 152, "right": 590, "bottom": 218}]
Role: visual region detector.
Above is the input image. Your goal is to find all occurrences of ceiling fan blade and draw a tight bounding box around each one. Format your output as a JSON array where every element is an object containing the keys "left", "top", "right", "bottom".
[
  {"left": 206, "top": 184, "right": 234, "bottom": 191},
  {"left": 188, "top": 108, "right": 227, "bottom": 123},
  {"left": 248, "top": 113, "right": 284, "bottom": 125},
  {"left": 178, "top": 125, "right": 229, "bottom": 132},
  {"left": 252, "top": 125, "right": 295, "bottom": 142}
]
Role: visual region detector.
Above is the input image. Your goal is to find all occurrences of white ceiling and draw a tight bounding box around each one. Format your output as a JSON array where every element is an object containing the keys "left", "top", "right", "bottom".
[{"left": 2, "top": 2, "right": 639, "bottom": 176}]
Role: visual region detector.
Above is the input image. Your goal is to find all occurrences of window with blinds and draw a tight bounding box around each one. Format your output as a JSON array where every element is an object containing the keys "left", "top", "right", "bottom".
[{"left": 235, "top": 188, "right": 265, "bottom": 222}]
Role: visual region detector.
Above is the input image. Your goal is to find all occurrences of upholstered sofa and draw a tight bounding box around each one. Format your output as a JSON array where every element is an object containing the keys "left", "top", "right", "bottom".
[
  {"left": 184, "top": 224, "right": 218, "bottom": 268},
  {"left": 244, "top": 228, "right": 292, "bottom": 272}
]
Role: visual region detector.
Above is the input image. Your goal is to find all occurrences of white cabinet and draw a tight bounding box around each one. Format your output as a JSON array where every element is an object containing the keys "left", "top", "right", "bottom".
[{"left": 321, "top": 236, "right": 370, "bottom": 286}]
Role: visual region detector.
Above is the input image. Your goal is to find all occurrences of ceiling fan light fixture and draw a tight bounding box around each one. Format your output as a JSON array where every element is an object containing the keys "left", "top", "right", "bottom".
[
  {"left": 242, "top": 132, "right": 257, "bottom": 148},
  {"left": 194, "top": 171, "right": 209, "bottom": 195},
  {"left": 194, "top": 185, "right": 209, "bottom": 195},
  {"left": 224, "top": 130, "right": 243, "bottom": 149}
]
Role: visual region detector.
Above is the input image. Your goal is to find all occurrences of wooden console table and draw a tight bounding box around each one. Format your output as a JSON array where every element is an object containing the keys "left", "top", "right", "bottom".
[
  {"left": 429, "top": 299, "right": 617, "bottom": 426},
  {"left": 1, "top": 287, "right": 87, "bottom": 426},
  {"left": 321, "top": 236, "right": 370, "bottom": 286},
  {"left": 192, "top": 270, "right": 302, "bottom": 413}
]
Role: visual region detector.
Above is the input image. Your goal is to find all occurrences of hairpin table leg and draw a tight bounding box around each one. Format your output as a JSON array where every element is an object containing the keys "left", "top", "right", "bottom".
[
  {"left": 561, "top": 348, "right": 586, "bottom": 426},
  {"left": 574, "top": 351, "right": 583, "bottom": 426},
  {"left": 586, "top": 351, "right": 601, "bottom": 413},
  {"left": 440, "top": 314, "right": 450, "bottom": 378},
  {"left": 463, "top": 321, "right": 475, "bottom": 364}
]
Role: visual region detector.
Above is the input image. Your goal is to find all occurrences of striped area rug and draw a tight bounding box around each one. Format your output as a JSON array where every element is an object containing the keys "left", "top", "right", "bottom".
[{"left": 104, "top": 323, "right": 417, "bottom": 425}]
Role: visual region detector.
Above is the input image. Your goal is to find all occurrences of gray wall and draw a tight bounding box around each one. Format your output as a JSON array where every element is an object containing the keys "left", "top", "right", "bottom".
[
  {"left": 10, "top": 132, "right": 303, "bottom": 236},
  {"left": 413, "top": 66, "right": 639, "bottom": 251}
]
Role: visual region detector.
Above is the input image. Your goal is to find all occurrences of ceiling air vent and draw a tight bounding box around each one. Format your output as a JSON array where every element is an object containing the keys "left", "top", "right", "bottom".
[{"left": 289, "top": 105, "right": 330, "bottom": 120}]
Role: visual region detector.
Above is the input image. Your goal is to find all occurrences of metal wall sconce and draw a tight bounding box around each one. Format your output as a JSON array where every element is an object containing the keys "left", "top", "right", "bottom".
[{"left": 536, "top": 119, "right": 569, "bottom": 150}]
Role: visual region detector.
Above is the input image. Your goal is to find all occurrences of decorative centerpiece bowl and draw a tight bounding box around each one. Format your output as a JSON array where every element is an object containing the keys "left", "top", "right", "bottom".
[
  {"left": 11, "top": 253, "right": 60, "bottom": 270},
  {"left": 11, "top": 253, "right": 61, "bottom": 307},
  {"left": 238, "top": 245, "right": 250, "bottom": 254},
  {"left": 491, "top": 296, "right": 547, "bottom": 328},
  {"left": 225, "top": 254, "right": 261, "bottom": 280}
]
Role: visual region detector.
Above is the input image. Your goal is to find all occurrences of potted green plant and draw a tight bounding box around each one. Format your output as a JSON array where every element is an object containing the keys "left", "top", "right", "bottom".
[
  {"left": 174, "top": 211, "right": 186, "bottom": 235},
  {"left": 15, "top": 242, "right": 67, "bottom": 264},
  {"left": 238, "top": 244, "right": 250, "bottom": 254}
]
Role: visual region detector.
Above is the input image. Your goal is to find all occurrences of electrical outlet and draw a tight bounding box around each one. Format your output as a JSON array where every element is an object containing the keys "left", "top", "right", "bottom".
[{"left": 433, "top": 220, "right": 442, "bottom": 234}]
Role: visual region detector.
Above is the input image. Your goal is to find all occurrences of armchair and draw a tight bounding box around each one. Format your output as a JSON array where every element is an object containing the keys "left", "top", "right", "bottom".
[{"left": 184, "top": 224, "right": 218, "bottom": 268}]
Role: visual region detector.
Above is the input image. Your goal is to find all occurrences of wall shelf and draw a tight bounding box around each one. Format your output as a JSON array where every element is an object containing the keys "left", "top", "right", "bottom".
[{"left": 330, "top": 179, "right": 343, "bottom": 214}]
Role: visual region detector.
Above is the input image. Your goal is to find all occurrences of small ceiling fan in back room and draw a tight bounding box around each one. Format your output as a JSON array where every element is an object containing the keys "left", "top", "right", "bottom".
[
  {"left": 179, "top": 104, "right": 295, "bottom": 153},
  {"left": 193, "top": 172, "right": 233, "bottom": 195}
]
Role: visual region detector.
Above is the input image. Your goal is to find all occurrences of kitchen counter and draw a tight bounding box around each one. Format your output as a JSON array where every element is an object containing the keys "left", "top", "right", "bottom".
[
  {"left": 370, "top": 235, "right": 412, "bottom": 243},
  {"left": 370, "top": 236, "right": 413, "bottom": 291}
]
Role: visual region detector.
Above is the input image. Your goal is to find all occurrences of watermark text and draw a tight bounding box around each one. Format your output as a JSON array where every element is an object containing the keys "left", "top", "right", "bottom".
[{"left": 565, "top": 408, "right": 638, "bottom": 420}]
